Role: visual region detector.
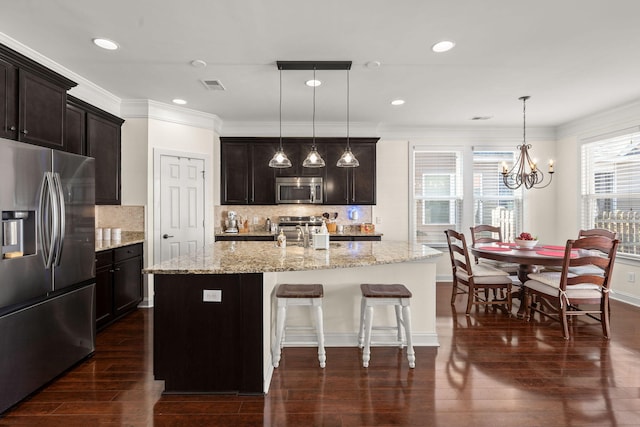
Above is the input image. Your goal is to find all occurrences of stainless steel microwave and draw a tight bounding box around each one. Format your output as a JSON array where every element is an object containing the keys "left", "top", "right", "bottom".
[{"left": 275, "top": 177, "right": 323, "bottom": 204}]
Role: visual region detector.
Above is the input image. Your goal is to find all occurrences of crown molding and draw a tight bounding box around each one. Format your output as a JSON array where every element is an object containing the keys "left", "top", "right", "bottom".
[
  {"left": 121, "top": 99, "right": 223, "bottom": 132},
  {"left": 557, "top": 98, "right": 640, "bottom": 141},
  {"left": 0, "top": 32, "right": 121, "bottom": 116}
]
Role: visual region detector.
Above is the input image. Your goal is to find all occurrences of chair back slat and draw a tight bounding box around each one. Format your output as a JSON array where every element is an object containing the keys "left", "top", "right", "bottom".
[
  {"left": 445, "top": 229, "right": 473, "bottom": 276},
  {"left": 559, "top": 236, "right": 619, "bottom": 292},
  {"left": 470, "top": 225, "right": 503, "bottom": 245},
  {"left": 578, "top": 228, "right": 618, "bottom": 240}
]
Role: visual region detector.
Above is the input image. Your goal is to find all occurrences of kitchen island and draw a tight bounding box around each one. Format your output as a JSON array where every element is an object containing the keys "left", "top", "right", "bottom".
[{"left": 144, "top": 240, "right": 441, "bottom": 394}]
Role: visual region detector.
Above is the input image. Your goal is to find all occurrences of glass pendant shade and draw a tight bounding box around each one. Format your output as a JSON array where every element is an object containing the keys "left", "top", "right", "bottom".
[
  {"left": 337, "top": 68, "right": 359, "bottom": 168},
  {"left": 303, "top": 146, "right": 325, "bottom": 167},
  {"left": 303, "top": 67, "right": 326, "bottom": 168},
  {"left": 269, "top": 148, "right": 292, "bottom": 168},
  {"left": 270, "top": 69, "right": 292, "bottom": 169},
  {"left": 336, "top": 146, "right": 359, "bottom": 167}
]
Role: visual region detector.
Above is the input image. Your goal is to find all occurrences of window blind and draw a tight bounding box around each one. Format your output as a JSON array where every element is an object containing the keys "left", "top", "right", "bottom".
[
  {"left": 472, "top": 151, "right": 522, "bottom": 241},
  {"left": 581, "top": 132, "right": 640, "bottom": 256},
  {"left": 411, "top": 150, "right": 463, "bottom": 244}
]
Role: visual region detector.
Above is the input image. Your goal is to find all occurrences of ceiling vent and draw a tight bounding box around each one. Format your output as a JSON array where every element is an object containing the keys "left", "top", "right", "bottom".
[{"left": 200, "top": 79, "right": 226, "bottom": 91}]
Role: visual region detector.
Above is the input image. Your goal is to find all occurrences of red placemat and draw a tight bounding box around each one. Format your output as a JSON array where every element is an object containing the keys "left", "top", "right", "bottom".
[
  {"left": 478, "top": 246, "right": 512, "bottom": 251},
  {"left": 536, "top": 250, "right": 578, "bottom": 258},
  {"left": 543, "top": 245, "right": 578, "bottom": 251}
]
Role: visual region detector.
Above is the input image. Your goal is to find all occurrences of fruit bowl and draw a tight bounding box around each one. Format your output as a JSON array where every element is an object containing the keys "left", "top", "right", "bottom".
[{"left": 515, "top": 239, "right": 538, "bottom": 249}]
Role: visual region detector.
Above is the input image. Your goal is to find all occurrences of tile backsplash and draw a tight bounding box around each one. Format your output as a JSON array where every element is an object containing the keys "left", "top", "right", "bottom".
[
  {"left": 214, "top": 205, "right": 372, "bottom": 232},
  {"left": 96, "top": 205, "right": 145, "bottom": 232}
]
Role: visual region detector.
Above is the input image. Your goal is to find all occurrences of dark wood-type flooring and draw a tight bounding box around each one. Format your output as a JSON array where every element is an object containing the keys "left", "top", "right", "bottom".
[{"left": 2, "top": 283, "right": 640, "bottom": 426}]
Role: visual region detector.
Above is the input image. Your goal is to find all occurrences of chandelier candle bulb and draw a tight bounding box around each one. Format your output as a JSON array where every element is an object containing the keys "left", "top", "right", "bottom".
[{"left": 549, "top": 160, "right": 554, "bottom": 173}]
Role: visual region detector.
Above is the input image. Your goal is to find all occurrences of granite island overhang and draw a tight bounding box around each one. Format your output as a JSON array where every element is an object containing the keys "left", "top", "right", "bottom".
[{"left": 144, "top": 240, "right": 442, "bottom": 394}]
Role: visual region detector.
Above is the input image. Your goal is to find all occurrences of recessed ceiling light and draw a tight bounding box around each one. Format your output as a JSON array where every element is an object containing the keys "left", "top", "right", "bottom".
[
  {"left": 391, "top": 99, "right": 405, "bottom": 106},
  {"left": 365, "top": 60, "right": 381, "bottom": 69},
  {"left": 172, "top": 99, "right": 187, "bottom": 105},
  {"left": 432, "top": 40, "right": 455, "bottom": 53},
  {"left": 305, "top": 79, "right": 322, "bottom": 87},
  {"left": 92, "top": 38, "right": 119, "bottom": 50},
  {"left": 191, "top": 59, "right": 207, "bottom": 68},
  {"left": 471, "top": 116, "right": 492, "bottom": 121}
]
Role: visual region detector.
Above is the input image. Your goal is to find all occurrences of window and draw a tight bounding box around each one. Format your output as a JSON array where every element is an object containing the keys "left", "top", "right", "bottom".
[
  {"left": 411, "top": 150, "right": 462, "bottom": 244},
  {"left": 582, "top": 131, "right": 640, "bottom": 256},
  {"left": 473, "top": 151, "right": 522, "bottom": 241}
]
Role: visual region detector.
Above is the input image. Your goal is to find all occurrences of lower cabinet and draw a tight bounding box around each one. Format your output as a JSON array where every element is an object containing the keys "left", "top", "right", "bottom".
[{"left": 95, "top": 243, "right": 143, "bottom": 330}]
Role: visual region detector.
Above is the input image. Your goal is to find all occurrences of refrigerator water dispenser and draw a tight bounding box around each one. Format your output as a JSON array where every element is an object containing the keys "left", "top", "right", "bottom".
[{"left": 2, "top": 211, "right": 32, "bottom": 258}]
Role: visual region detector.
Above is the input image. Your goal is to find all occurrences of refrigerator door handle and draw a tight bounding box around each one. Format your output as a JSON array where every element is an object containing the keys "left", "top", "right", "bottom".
[
  {"left": 37, "top": 172, "right": 59, "bottom": 270},
  {"left": 52, "top": 172, "right": 65, "bottom": 266}
]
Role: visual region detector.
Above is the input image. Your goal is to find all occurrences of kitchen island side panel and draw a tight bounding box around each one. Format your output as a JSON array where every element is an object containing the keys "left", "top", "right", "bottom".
[{"left": 153, "top": 273, "right": 263, "bottom": 394}]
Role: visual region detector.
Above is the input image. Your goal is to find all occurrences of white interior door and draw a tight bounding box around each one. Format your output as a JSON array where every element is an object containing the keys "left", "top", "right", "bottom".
[{"left": 159, "top": 154, "right": 205, "bottom": 262}]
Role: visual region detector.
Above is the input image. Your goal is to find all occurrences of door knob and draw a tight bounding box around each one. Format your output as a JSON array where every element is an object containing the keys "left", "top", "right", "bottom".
[{"left": 162, "top": 234, "right": 174, "bottom": 239}]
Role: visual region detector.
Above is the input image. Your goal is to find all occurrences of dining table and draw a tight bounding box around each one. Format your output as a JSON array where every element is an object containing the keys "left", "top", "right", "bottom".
[{"left": 470, "top": 242, "right": 578, "bottom": 317}]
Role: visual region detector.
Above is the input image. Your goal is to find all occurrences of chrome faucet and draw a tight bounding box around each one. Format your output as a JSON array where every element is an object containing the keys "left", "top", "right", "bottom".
[{"left": 296, "top": 225, "right": 310, "bottom": 248}]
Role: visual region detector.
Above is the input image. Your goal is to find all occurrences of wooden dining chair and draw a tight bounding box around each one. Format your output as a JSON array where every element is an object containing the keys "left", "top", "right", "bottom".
[
  {"left": 469, "top": 225, "right": 519, "bottom": 275},
  {"left": 523, "top": 236, "right": 619, "bottom": 339},
  {"left": 578, "top": 228, "right": 617, "bottom": 240},
  {"left": 444, "top": 229, "right": 514, "bottom": 315}
]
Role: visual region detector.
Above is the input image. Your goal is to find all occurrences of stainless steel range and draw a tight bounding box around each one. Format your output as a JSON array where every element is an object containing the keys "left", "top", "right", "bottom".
[{"left": 278, "top": 216, "right": 323, "bottom": 243}]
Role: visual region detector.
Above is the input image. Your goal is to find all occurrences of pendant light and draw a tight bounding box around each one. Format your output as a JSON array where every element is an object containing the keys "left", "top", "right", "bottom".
[
  {"left": 337, "top": 68, "right": 359, "bottom": 168},
  {"left": 269, "top": 68, "right": 292, "bottom": 168},
  {"left": 501, "top": 96, "right": 554, "bottom": 189},
  {"left": 303, "top": 67, "right": 326, "bottom": 168}
]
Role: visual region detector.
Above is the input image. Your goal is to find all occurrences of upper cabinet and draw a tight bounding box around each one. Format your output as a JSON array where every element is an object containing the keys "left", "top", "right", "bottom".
[
  {"left": 220, "top": 138, "right": 277, "bottom": 205},
  {"left": 323, "top": 140, "right": 377, "bottom": 205},
  {"left": 275, "top": 139, "right": 325, "bottom": 178},
  {"left": 67, "top": 95, "right": 124, "bottom": 205},
  {"left": 220, "top": 137, "right": 377, "bottom": 205},
  {"left": 0, "top": 43, "right": 76, "bottom": 150}
]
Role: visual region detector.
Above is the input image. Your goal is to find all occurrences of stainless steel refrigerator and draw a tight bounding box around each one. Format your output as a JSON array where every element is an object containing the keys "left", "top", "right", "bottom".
[{"left": 0, "top": 138, "right": 96, "bottom": 414}]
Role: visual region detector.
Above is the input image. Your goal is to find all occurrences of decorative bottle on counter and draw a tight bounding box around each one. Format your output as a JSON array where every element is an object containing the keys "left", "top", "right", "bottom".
[
  {"left": 277, "top": 230, "right": 287, "bottom": 248},
  {"left": 266, "top": 218, "right": 271, "bottom": 232}
]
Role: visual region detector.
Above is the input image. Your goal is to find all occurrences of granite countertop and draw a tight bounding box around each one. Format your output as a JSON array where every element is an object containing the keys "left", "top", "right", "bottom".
[
  {"left": 144, "top": 240, "right": 441, "bottom": 275},
  {"left": 215, "top": 231, "right": 384, "bottom": 238},
  {"left": 95, "top": 231, "right": 145, "bottom": 252}
]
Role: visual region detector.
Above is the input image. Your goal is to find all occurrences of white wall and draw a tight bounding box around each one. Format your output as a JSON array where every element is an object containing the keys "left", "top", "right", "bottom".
[
  {"left": 373, "top": 128, "right": 557, "bottom": 280},
  {"left": 120, "top": 103, "right": 221, "bottom": 305},
  {"left": 121, "top": 119, "right": 148, "bottom": 205},
  {"left": 372, "top": 139, "right": 409, "bottom": 240},
  {"left": 556, "top": 100, "right": 640, "bottom": 306}
]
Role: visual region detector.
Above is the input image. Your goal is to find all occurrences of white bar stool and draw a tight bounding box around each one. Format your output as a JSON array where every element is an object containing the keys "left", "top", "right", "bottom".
[
  {"left": 272, "top": 284, "right": 326, "bottom": 368},
  {"left": 358, "top": 283, "right": 415, "bottom": 368}
]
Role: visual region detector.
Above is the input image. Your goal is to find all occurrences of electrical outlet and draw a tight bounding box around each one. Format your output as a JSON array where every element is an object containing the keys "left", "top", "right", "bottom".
[
  {"left": 628, "top": 272, "right": 636, "bottom": 283},
  {"left": 203, "top": 289, "right": 222, "bottom": 302}
]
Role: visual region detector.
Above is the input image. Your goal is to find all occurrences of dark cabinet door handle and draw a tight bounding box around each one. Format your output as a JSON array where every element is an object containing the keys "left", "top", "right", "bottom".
[
  {"left": 9, "top": 126, "right": 16, "bottom": 131},
  {"left": 163, "top": 234, "right": 174, "bottom": 239},
  {"left": 20, "top": 129, "right": 28, "bottom": 135}
]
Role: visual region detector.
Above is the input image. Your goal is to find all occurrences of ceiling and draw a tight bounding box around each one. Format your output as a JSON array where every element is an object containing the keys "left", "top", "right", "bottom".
[{"left": 2, "top": 0, "right": 640, "bottom": 132}]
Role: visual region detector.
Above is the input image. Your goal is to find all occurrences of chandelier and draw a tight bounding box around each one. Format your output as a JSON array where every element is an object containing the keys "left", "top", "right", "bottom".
[{"left": 501, "top": 96, "right": 554, "bottom": 190}]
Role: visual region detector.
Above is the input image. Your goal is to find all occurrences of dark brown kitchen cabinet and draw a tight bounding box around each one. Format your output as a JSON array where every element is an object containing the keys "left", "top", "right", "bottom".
[
  {"left": 64, "top": 100, "right": 86, "bottom": 155},
  {"left": 275, "top": 139, "right": 325, "bottom": 178},
  {"left": 87, "top": 113, "right": 123, "bottom": 204},
  {"left": 66, "top": 95, "right": 124, "bottom": 204},
  {"left": 220, "top": 138, "right": 276, "bottom": 205},
  {"left": 220, "top": 137, "right": 376, "bottom": 205},
  {"left": 96, "top": 243, "right": 143, "bottom": 331},
  {"left": 0, "top": 56, "right": 17, "bottom": 140},
  {"left": 0, "top": 43, "right": 76, "bottom": 149},
  {"left": 323, "top": 140, "right": 377, "bottom": 205}
]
